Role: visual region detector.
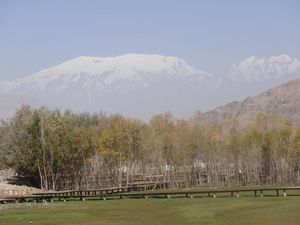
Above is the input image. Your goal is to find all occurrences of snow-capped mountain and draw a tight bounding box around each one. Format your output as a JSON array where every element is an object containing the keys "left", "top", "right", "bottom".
[
  {"left": 0, "top": 53, "right": 299, "bottom": 119},
  {"left": 225, "top": 55, "right": 300, "bottom": 83},
  {"left": 209, "top": 55, "right": 300, "bottom": 108},
  {"left": 2, "top": 54, "right": 210, "bottom": 94},
  {"left": 0, "top": 54, "right": 213, "bottom": 119}
]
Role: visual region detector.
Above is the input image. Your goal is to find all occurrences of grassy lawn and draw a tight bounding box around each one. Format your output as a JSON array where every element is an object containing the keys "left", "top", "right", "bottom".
[{"left": 0, "top": 196, "right": 299, "bottom": 225}]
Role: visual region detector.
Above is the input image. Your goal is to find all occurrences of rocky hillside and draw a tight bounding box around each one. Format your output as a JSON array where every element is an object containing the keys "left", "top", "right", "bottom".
[{"left": 206, "top": 78, "right": 300, "bottom": 125}]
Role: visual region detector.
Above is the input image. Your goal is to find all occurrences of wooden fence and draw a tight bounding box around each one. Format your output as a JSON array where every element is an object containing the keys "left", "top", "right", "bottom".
[{"left": 1, "top": 186, "right": 300, "bottom": 204}]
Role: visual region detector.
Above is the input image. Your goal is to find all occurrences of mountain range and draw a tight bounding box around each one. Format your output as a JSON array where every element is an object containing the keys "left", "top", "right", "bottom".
[{"left": 0, "top": 53, "right": 299, "bottom": 120}]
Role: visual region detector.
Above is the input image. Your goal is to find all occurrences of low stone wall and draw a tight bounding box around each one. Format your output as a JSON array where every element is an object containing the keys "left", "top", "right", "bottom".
[
  {"left": 0, "top": 169, "right": 40, "bottom": 197},
  {"left": 0, "top": 188, "right": 35, "bottom": 197}
]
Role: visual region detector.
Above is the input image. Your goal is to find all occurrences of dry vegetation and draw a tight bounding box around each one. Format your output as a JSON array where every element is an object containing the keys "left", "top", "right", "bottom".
[{"left": 0, "top": 106, "right": 300, "bottom": 191}]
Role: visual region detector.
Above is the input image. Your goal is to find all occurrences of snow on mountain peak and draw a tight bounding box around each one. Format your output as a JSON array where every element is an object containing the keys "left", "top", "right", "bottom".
[
  {"left": 20, "top": 53, "right": 208, "bottom": 89},
  {"left": 0, "top": 54, "right": 211, "bottom": 96},
  {"left": 270, "top": 54, "right": 291, "bottom": 63},
  {"left": 227, "top": 55, "right": 300, "bottom": 82}
]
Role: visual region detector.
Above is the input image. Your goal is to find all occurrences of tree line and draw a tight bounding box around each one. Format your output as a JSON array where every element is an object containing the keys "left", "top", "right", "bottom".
[{"left": 0, "top": 105, "right": 299, "bottom": 190}]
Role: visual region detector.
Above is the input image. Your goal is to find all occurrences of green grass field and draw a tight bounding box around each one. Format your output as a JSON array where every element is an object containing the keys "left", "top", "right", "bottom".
[{"left": 0, "top": 196, "right": 300, "bottom": 225}]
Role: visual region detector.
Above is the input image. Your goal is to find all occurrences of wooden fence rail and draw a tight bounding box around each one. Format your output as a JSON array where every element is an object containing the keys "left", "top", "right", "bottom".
[{"left": 1, "top": 186, "right": 300, "bottom": 204}]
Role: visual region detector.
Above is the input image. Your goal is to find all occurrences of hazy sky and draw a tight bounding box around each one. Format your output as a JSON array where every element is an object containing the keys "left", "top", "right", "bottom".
[{"left": 0, "top": 0, "right": 299, "bottom": 80}]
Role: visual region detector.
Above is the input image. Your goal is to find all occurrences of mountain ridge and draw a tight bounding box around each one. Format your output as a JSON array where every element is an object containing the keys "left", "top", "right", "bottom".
[{"left": 206, "top": 78, "right": 300, "bottom": 125}]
